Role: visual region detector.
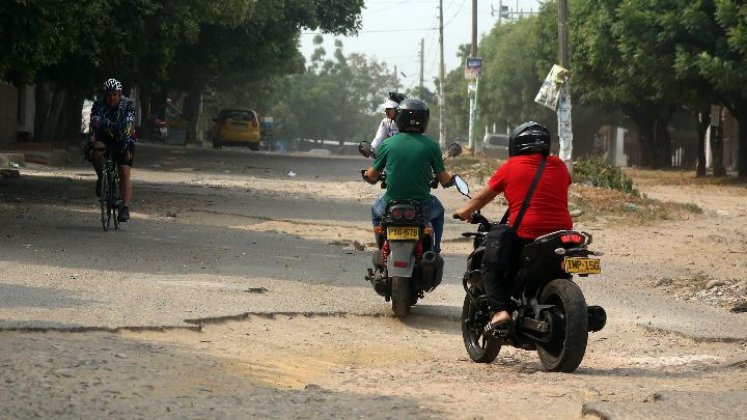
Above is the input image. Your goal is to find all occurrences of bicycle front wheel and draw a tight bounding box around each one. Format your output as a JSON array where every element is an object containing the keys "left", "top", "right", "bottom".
[
  {"left": 100, "top": 170, "right": 110, "bottom": 231},
  {"left": 111, "top": 171, "right": 120, "bottom": 230}
]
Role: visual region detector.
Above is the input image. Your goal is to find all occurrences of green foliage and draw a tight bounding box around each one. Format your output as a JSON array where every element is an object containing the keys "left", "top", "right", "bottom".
[
  {"left": 478, "top": 18, "right": 555, "bottom": 127},
  {"left": 261, "top": 38, "right": 401, "bottom": 143},
  {"left": 573, "top": 156, "right": 639, "bottom": 195}
]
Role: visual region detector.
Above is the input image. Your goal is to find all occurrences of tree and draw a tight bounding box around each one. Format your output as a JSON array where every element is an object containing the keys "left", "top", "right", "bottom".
[
  {"left": 684, "top": 0, "right": 747, "bottom": 177},
  {"left": 168, "top": 0, "right": 364, "bottom": 143},
  {"left": 264, "top": 36, "right": 401, "bottom": 145}
]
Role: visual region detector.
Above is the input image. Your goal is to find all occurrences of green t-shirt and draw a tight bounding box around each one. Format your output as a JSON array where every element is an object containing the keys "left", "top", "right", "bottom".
[{"left": 373, "top": 132, "right": 445, "bottom": 206}]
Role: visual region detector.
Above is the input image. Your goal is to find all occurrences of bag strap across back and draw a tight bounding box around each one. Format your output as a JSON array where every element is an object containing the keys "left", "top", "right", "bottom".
[{"left": 498, "top": 155, "right": 548, "bottom": 230}]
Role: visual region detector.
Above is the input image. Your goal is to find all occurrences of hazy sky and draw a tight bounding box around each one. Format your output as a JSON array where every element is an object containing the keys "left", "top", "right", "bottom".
[{"left": 300, "top": 0, "right": 544, "bottom": 93}]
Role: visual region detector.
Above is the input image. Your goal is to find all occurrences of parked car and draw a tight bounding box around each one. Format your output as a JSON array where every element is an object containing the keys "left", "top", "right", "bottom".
[
  {"left": 481, "top": 133, "right": 510, "bottom": 159},
  {"left": 212, "top": 109, "right": 261, "bottom": 150}
]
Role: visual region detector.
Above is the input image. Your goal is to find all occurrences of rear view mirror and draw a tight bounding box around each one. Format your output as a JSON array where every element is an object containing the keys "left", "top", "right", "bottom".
[
  {"left": 446, "top": 142, "right": 463, "bottom": 158},
  {"left": 454, "top": 175, "right": 470, "bottom": 198},
  {"left": 358, "top": 141, "right": 375, "bottom": 158}
]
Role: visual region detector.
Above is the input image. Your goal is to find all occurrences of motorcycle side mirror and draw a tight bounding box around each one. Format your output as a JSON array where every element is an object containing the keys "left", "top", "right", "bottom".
[
  {"left": 358, "top": 141, "right": 374, "bottom": 158},
  {"left": 446, "top": 142, "right": 463, "bottom": 158},
  {"left": 454, "top": 175, "right": 470, "bottom": 198}
]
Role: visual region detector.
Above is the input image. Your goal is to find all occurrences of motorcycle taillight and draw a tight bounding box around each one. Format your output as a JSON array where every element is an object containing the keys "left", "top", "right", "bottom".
[
  {"left": 560, "top": 233, "right": 585, "bottom": 245},
  {"left": 404, "top": 209, "right": 415, "bottom": 219}
]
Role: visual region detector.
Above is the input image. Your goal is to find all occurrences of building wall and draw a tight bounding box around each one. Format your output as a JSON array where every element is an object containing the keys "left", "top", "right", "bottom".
[{"left": 0, "top": 81, "right": 18, "bottom": 147}]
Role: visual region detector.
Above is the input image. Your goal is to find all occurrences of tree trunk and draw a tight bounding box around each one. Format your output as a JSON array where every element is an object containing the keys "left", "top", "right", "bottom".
[
  {"left": 695, "top": 110, "right": 709, "bottom": 177},
  {"left": 39, "top": 89, "right": 67, "bottom": 142},
  {"left": 653, "top": 118, "right": 672, "bottom": 169},
  {"left": 34, "top": 82, "right": 54, "bottom": 141},
  {"left": 60, "top": 94, "right": 84, "bottom": 144},
  {"left": 710, "top": 124, "right": 726, "bottom": 177},
  {"left": 732, "top": 107, "right": 747, "bottom": 178},
  {"left": 630, "top": 113, "right": 656, "bottom": 168},
  {"left": 183, "top": 84, "right": 204, "bottom": 145}
]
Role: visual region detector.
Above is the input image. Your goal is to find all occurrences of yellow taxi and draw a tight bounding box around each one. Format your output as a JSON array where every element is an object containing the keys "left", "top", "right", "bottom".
[{"left": 212, "top": 108, "right": 262, "bottom": 150}]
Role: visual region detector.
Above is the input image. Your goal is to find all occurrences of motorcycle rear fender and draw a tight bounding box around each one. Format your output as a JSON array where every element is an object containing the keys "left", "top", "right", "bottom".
[{"left": 386, "top": 241, "right": 417, "bottom": 277}]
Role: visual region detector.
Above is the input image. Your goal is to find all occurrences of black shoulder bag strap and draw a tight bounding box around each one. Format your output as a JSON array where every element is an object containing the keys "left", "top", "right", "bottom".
[{"left": 498, "top": 155, "right": 548, "bottom": 230}]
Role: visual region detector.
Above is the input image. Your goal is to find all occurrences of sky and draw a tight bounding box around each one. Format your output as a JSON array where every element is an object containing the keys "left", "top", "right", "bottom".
[{"left": 300, "top": 0, "right": 544, "bottom": 93}]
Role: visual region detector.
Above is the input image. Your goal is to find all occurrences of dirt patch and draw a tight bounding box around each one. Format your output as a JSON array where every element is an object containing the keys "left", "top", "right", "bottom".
[{"left": 646, "top": 274, "right": 747, "bottom": 312}]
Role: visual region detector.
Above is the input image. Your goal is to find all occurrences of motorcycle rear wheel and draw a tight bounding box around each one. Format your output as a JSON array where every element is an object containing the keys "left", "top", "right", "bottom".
[
  {"left": 461, "top": 293, "right": 501, "bottom": 363},
  {"left": 391, "top": 276, "right": 411, "bottom": 317},
  {"left": 537, "top": 279, "right": 588, "bottom": 372}
]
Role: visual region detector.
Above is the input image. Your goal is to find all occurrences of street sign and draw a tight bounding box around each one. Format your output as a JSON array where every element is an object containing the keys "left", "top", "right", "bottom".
[{"left": 464, "top": 57, "right": 482, "bottom": 81}]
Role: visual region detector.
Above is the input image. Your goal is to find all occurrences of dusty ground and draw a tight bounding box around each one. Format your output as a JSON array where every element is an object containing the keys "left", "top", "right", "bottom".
[{"left": 1, "top": 145, "right": 746, "bottom": 419}]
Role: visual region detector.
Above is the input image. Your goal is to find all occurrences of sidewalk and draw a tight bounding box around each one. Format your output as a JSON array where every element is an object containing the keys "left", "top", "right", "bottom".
[{"left": 1, "top": 142, "right": 77, "bottom": 166}]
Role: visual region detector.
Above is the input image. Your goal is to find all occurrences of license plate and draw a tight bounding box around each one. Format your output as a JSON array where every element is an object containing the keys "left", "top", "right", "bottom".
[
  {"left": 563, "top": 257, "right": 601, "bottom": 274},
  {"left": 231, "top": 123, "right": 247, "bottom": 131},
  {"left": 386, "top": 227, "right": 419, "bottom": 241}
]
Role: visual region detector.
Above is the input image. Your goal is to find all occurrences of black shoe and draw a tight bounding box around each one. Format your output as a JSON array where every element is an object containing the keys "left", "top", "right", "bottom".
[
  {"left": 95, "top": 178, "right": 102, "bottom": 197},
  {"left": 484, "top": 319, "right": 513, "bottom": 337},
  {"left": 118, "top": 206, "right": 130, "bottom": 222}
]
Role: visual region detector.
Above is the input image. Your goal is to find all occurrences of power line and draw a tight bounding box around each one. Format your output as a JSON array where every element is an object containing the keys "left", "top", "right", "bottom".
[{"left": 302, "top": 27, "right": 436, "bottom": 35}]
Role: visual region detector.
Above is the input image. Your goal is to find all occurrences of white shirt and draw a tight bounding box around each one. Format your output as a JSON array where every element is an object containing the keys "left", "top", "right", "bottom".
[{"left": 371, "top": 118, "right": 399, "bottom": 150}]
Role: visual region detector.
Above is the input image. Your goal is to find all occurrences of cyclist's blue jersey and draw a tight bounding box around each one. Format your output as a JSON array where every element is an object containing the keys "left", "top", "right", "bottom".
[{"left": 90, "top": 96, "right": 136, "bottom": 144}]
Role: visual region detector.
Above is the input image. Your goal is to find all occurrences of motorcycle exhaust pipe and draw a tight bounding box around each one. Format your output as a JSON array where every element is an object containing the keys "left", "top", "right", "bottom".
[
  {"left": 420, "top": 251, "right": 444, "bottom": 292},
  {"left": 588, "top": 305, "right": 607, "bottom": 332}
]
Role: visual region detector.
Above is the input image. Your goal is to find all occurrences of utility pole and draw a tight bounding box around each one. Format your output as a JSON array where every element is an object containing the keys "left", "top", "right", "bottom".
[
  {"left": 557, "top": 0, "right": 574, "bottom": 173},
  {"left": 419, "top": 38, "right": 424, "bottom": 93},
  {"left": 471, "top": 0, "right": 477, "bottom": 57},
  {"left": 467, "top": 0, "right": 479, "bottom": 153},
  {"left": 438, "top": 0, "right": 446, "bottom": 148}
]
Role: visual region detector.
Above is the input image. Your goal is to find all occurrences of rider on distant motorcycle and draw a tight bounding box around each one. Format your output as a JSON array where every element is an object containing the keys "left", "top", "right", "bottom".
[
  {"left": 454, "top": 122, "right": 573, "bottom": 331},
  {"left": 85, "top": 78, "right": 136, "bottom": 222},
  {"left": 370, "top": 92, "right": 406, "bottom": 151},
  {"left": 363, "top": 98, "right": 456, "bottom": 254}
]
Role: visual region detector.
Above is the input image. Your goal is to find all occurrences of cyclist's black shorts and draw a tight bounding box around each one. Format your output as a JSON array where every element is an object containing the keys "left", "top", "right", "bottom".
[
  {"left": 114, "top": 147, "right": 134, "bottom": 167},
  {"left": 94, "top": 141, "right": 134, "bottom": 167}
]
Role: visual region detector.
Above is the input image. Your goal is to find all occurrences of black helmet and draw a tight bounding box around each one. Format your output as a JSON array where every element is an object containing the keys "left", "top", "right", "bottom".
[
  {"left": 388, "top": 91, "right": 407, "bottom": 104},
  {"left": 509, "top": 121, "right": 551, "bottom": 157},
  {"left": 395, "top": 99, "right": 429, "bottom": 133}
]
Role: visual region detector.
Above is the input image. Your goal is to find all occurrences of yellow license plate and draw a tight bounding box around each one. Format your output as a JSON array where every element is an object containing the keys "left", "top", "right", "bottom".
[
  {"left": 564, "top": 257, "right": 601, "bottom": 274},
  {"left": 387, "top": 227, "right": 419, "bottom": 241}
]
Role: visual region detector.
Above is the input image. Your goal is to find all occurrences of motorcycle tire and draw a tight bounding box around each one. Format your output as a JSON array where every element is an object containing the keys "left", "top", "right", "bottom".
[
  {"left": 461, "top": 293, "right": 501, "bottom": 363},
  {"left": 391, "top": 276, "right": 411, "bottom": 317},
  {"left": 537, "top": 279, "right": 588, "bottom": 372}
]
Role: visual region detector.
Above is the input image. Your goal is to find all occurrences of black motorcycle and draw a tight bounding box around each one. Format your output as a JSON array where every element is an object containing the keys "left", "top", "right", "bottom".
[{"left": 452, "top": 176, "right": 607, "bottom": 372}]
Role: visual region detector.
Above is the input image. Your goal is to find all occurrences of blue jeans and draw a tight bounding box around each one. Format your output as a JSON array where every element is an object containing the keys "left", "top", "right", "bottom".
[{"left": 371, "top": 195, "right": 445, "bottom": 254}]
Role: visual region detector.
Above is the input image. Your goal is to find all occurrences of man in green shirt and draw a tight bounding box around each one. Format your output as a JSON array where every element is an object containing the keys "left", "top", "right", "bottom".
[{"left": 363, "top": 99, "right": 455, "bottom": 254}]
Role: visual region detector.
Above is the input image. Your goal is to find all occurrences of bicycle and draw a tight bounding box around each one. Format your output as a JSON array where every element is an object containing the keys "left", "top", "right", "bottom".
[{"left": 99, "top": 145, "right": 122, "bottom": 231}]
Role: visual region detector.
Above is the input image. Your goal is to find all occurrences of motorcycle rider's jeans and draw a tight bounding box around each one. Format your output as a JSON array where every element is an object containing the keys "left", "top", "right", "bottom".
[{"left": 371, "top": 195, "right": 445, "bottom": 254}]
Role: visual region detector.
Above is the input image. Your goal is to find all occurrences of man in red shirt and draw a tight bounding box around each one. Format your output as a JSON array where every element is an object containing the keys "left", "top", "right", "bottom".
[{"left": 454, "top": 121, "right": 572, "bottom": 331}]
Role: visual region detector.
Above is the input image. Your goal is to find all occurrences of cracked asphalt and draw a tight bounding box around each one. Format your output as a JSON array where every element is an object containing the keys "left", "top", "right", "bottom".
[{"left": 1, "top": 144, "right": 746, "bottom": 419}]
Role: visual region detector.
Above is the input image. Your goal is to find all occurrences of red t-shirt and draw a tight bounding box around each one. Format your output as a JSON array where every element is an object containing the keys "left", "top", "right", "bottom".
[{"left": 488, "top": 154, "right": 573, "bottom": 239}]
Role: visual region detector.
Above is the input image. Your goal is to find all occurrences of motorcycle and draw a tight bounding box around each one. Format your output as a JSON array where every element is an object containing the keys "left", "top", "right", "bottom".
[
  {"left": 452, "top": 176, "right": 607, "bottom": 372},
  {"left": 359, "top": 141, "right": 463, "bottom": 317}
]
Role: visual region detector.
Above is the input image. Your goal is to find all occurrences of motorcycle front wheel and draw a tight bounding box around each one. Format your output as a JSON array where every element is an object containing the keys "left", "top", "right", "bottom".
[
  {"left": 461, "top": 293, "right": 501, "bottom": 363},
  {"left": 537, "top": 279, "right": 589, "bottom": 372},
  {"left": 391, "top": 276, "right": 411, "bottom": 317}
]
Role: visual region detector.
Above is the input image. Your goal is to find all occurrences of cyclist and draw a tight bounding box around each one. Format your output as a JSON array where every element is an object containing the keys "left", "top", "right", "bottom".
[
  {"left": 363, "top": 98, "right": 456, "bottom": 254},
  {"left": 85, "top": 78, "right": 136, "bottom": 222},
  {"left": 370, "top": 92, "right": 406, "bottom": 151}
]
